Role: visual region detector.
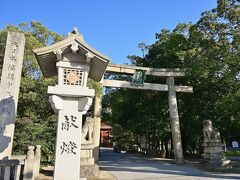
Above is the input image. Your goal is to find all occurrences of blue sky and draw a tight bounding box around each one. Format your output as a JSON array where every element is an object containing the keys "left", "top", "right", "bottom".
[{"left": 0, "top": 0, "right": 216, "bottom": 64}]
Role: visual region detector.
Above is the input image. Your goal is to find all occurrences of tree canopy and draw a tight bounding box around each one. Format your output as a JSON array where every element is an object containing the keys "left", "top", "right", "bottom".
[
  {"left": 0, "top": 22, "right": 105, "bottom": 162},
  {"left": 0, "top": 0, "right": 239, "bottom": 162},
  {"left": 103, "top": 0, "right": 240, "bottom": 154},
  {"left": 0, "top": 21, "right": 62, "bottom": 162}
]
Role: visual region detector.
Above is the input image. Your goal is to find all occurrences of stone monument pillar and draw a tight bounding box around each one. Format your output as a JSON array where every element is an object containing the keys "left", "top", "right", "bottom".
[
  {"left": 0, "top": 32, "right": 25, "bottom": 159},
  {"left": 202, "top": 120, "right": 231, "bottom": 169}
]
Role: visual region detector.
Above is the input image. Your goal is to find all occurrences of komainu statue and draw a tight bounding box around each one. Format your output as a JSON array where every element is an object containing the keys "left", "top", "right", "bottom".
[
  {"left": 80, "top": 116, "right": 99, "bottom": 177},
  {"left": 202, "top": 119, "right": 231, "bottom": 169},
  {"left": 202, "top": 119, "right": 221, "bottom": 141},
  {"left": 82, "top": 116, "right": 94, "bottom": 144}
]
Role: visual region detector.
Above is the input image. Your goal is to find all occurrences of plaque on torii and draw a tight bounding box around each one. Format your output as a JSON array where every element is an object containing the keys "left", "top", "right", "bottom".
[{"left": 34, "top": 28, "right": 110, "bottom": 180}]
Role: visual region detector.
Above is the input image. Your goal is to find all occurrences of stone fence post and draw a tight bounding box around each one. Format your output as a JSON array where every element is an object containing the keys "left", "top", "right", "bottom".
[
  {"left": 23, "top": 146, "right": 35, "bottom": 180},
  {"left": 0, "top": 145, "right": 41, "bottom": 180},
  {"left": 33, "top": 145, "right": 41, "bottom": 178}
]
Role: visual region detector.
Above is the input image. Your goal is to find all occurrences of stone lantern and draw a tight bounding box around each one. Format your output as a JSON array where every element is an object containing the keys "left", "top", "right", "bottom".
[{"left": 33, "top": 28, "right": 110, "bottom": 180}]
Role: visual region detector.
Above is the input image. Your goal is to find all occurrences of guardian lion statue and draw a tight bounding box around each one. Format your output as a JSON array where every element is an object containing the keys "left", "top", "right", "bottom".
[
  {"left": 82, "top": 116, "right": 94, "bottom": 144},
  {"left": 203, "top": 120, "right": 221, "bottom": 141}
]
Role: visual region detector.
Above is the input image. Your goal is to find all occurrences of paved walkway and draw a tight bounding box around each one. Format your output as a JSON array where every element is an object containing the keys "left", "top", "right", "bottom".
[{"left": 99, "top": 148, "right": 240, "bottom": 180}]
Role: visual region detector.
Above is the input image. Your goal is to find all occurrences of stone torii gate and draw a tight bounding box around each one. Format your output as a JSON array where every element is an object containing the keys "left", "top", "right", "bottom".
[{"left": 93, "top": 64, "right": 193, "bottom": 164}]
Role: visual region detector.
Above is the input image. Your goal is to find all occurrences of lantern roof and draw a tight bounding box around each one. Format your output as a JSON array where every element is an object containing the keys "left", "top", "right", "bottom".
[{"left": 33, "top": 28, "right": 110, "bottom": 82}]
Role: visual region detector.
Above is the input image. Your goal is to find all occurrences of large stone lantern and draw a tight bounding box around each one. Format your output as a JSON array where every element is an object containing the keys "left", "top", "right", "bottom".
[{"left": 34, "top": 28, "right": 110, "bottom": 180}]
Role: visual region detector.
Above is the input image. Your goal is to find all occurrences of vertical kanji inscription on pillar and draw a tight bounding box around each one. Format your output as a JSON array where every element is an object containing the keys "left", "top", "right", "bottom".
[{"left": 0, "top": 32, "right": 25, "bottom": 159}]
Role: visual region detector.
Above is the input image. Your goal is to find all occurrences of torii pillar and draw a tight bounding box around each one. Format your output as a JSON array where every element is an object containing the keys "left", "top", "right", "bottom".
[
  {"left": 92, "top": 93, "right": 103, "bottom": 162},
  {"left": 167, "top": 77, "right": 184, "bottom": 164}
]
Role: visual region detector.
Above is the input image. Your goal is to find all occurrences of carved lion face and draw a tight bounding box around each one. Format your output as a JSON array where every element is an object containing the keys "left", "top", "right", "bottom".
[{"left": 203, "top": 119, "right": 212, "bottom": 128}]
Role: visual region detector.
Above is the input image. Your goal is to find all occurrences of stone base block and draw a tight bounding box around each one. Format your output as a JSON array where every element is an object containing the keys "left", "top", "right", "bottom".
[
  {"left": 202, "top": 140, "right": 231, "bottom": 169},
  {"left": 81, "top": 144, "right": 94, "bottom": 149},
  {"left": 81, "top": 149, "right": 93, "bottom": 159},
  {"left": 203, "top": 152, "right": 224, "bottom": 160},
  {"left": 202, "top": 140, "right": 222, "bottom": 147},
  {"left": 203, "top": 146, "right": 223, "bottom": 153},
  {"left": 80, "top": 164, "right": 99, "bottom": 178},
  {"left": 81, "top": 157, "right": 94, "bottom": 165}
]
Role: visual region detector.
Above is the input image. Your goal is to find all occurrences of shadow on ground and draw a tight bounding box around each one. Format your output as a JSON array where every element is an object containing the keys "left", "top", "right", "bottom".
[{"left": 99, "top": 147, "right": 240, "bottom": 180}]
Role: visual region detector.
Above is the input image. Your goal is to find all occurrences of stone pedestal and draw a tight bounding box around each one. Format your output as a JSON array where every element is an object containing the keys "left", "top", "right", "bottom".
[
  {"left": 81, "top": 144, "right": 95, "bottom": 165},
  {"left": 80, "top": 117, "right": 99, "bottom": 178},
  {"left": 80, "top": 144, "right": 99, "bottom": 178},
  {"left": 49, "top": 87, "right": 94, "bottom": 180},
  {"left": 202, "top": 140, "right": 231, "bottom": 169}
]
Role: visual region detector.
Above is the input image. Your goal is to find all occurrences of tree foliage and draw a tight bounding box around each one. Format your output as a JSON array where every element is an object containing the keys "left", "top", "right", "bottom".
[
  {"left": 0, "top": 0, "right": 239, "bottom": 161},
  {"left": 0, "top": 21, "right": 62, "bottom": 162},
  {"left": 103, "top": 0, "right": 240, "bottom": 154},
  {"left": 0, "top": 21, "right": 108, "bottom": 162}
]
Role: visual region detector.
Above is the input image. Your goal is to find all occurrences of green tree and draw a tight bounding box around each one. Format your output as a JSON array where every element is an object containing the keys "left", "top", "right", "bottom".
[
  {"left": 0, "top": 22, "right": 108, "bottom": 162},
  {"left": 104, "top": 0, "right": 240, "bottom": 155},
  {"left": 0, "top": 21, "right": 62, "bottom": 162}
]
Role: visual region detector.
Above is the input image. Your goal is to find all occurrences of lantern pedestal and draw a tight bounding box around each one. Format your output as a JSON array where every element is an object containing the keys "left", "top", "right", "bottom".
[{"left": 49, "top": 92, "right": 94, "bottom": 180}]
